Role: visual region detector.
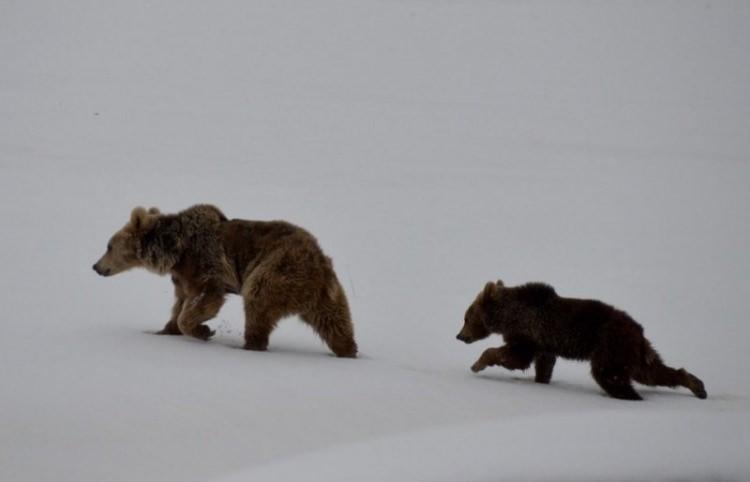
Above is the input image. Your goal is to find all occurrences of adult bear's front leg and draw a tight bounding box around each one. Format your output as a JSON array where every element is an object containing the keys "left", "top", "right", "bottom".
[
  {"left": 177, "top": 288, "right": 225, "bottom": 340},
  {"left": 155, "top": 276, "right": 186, "bottom": 335}
]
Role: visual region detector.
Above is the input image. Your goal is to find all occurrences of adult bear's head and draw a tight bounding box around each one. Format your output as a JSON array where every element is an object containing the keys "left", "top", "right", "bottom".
[{"left": 92, "top": 206, "right": 174, "bottom": 277}]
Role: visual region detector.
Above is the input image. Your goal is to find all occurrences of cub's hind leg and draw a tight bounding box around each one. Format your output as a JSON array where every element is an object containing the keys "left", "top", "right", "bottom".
[
  {"left": 590, "top": 348, "right": 641, "bottom": 401},
  {"left": 590, "top": 323, "right": 642, "bottom": 400},
  {"left": 591, "top": 364, "right": 641, "bottom": 400},
  {"left": 632, "top": 344, "right": 707, "bottom": 399}
]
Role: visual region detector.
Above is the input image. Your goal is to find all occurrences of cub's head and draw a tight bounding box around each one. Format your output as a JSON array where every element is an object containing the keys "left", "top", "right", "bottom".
[
  {"left": 456, "top": 280, "right": 504, "bottom": 344},
  {"left": 92, "top": 207, "right": 160, "bottom": 277}
]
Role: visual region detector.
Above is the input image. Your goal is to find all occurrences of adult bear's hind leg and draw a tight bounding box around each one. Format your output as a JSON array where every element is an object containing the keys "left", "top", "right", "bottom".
[
  {"left": 243, "top": 300, "right": 284, "bottom": 351},
  {"left": 240, "top": 258, "right": 294, "bottom": 352},
  {"left": 301, "top": 302, "right": 358, "bottom": 358}
]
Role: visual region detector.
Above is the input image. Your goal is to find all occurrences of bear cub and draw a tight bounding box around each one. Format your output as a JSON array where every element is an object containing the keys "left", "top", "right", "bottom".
[
  {"left": 93, "top": 204, "right": 357, "bottom": 358},
  {"left": 457, "top": 280, "right": 706, "bottom": 400}
]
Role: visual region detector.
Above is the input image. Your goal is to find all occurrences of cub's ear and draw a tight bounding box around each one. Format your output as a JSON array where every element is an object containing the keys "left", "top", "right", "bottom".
[
  {"left": 482, "top": 281, "right": 499, "bottom": 298},
  {"left": 147, "top": 207, "right": 161, "bottom": 215},
  {"left": 496, "top": 279, "right": 505, "bottom": 288},
  {"left": 130, "top": 206, "right": 157, "bottom": 231}
]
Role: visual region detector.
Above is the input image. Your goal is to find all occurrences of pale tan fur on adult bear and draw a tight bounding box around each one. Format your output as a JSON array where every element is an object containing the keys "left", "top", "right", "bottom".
[{"left": 93, "top": 204, "right": 357, "bottom": 357}]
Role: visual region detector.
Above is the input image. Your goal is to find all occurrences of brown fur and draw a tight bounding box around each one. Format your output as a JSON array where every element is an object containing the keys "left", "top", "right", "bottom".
[
  {"left": 457, "top": 280, "right": 707, "bottom": 400},
  {"left": 93, "top": 205, "right": 357, "bottom": 357}
]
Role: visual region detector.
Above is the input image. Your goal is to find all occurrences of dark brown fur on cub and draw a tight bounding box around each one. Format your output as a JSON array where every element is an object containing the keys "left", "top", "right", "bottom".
[
  {"left": 93, "top": 204, "right": 357, "bottom": 357},
  {"left": 457, "top": 280, "right": 706, "bottom": 400}
]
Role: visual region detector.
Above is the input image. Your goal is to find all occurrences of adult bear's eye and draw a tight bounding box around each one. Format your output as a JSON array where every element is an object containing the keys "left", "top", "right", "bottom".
[{"left": 107, "top": 243, "right": 112, "bottom": 253}]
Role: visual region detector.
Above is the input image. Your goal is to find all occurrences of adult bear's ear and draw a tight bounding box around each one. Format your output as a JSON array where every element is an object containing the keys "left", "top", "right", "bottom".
[
  {"left": 496, "top": 279, "right": 505, "bottom": 288},
  {"left": 147, "top": 207, "right": 161, "bottom": 215},
  {"left": 130, "top": 206, "right": 157, "bottom": 231}
]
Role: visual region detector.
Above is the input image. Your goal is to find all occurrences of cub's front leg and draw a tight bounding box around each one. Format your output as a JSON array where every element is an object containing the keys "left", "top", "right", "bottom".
[
  {"left": 471, "top": 347, "right": 501, "bottom": 372},
  {"left": 534, "top": 353, "right": 557, "bottom": 384},
  {"left": 471, "top": 344, "right": 535, "bottom": 373}
]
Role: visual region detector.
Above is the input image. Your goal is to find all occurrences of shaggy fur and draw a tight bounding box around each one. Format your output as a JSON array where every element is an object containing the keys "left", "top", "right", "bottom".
[
  {"left": 457, "top": 280, "right": 707, "bottom": 400},
  {"left": 93, "top": 205, "right": 358, "bottom": 357}
]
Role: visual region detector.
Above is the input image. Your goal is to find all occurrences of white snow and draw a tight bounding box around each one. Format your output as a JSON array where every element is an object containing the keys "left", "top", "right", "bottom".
[{"left": 1, "top": 1, "right": 749, "bottom": 481}]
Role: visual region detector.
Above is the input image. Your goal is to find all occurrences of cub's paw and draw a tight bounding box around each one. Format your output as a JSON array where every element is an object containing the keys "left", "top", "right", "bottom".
[
  {"left": 534, "top": 374, "right": 552, "bottom": 384},
  {"left": 471, "top": 360, "right": 488, "bottom": 373},
  {"left": 689, "top": 377, "right": 708, "bottom": 400},
  {"left": 471, "top": 348, "right": 500, "bottom": 373}
]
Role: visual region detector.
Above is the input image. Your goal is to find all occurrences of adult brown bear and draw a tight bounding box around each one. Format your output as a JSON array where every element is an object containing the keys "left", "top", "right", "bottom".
[
  {"left": 457, "top": 280, "right": 706, "bottom": 400},
  {"left": 93, "top": 204, "right": 357, "bottom": 358}
]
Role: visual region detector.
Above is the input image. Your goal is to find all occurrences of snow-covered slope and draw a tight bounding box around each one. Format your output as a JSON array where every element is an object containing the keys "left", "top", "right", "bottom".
[{"left": 1, "top": 1, "right": 749, "bottom": 481}]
